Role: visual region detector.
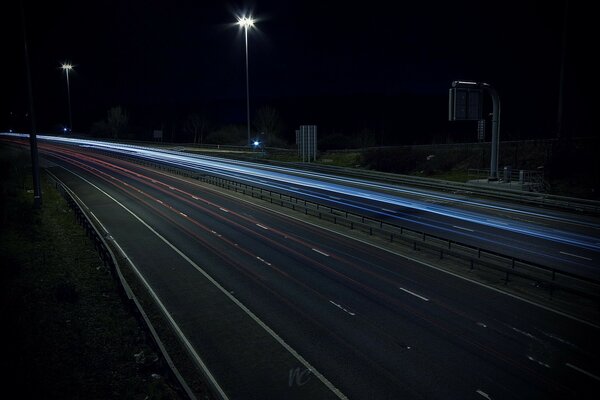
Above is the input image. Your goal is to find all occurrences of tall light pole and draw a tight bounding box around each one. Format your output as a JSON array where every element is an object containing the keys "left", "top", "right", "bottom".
[
  {"left": 237, "top": 16, "right": 255, "bottom": 147},
  {"left": 61, "top": 63, "right": 73, "bottom": 133}
]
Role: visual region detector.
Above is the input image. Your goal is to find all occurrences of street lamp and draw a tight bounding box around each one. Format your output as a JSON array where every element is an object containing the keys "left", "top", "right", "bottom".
[
  {"left": 236, "top": 15, "right": 255, "bottom": 147},
  {"left": 61, "top": 63, "right": 73, "bottom": 133}
]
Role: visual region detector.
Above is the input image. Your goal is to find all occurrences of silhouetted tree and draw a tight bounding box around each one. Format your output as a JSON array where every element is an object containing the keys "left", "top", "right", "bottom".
[
  {"left": 184, "top": 112, "right": 209, "bottom": 144},
  {"left": 107, "top": 106, "right": 128, "bottom": 139},
  {"left": 254, "top": 106, "right": 282, "bottom": 146}
]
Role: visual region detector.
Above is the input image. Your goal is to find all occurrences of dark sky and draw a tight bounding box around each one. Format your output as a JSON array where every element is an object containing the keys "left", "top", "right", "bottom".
[{"left": 1, "top": 0, "right": 594, "bottom": 143}]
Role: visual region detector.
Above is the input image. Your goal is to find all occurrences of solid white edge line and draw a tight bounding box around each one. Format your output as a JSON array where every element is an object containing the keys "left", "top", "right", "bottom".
[
  {"left": 398, "top": 287, "right": 430, "bottom": 302},
  {"left": 223, "top": 192, "right": 600, "bottom": 330},
  {"left": 559, "top": 251, "right": 592, "bottom": 261},
  {"left": 47, "top": 170, "right": 205, "bottom": 400},
  {"left": 57, "top": 165, "right": 348, "bottom": 400},
  {"left": 565, "top": 363, "right": 600, "bottom": 382}
]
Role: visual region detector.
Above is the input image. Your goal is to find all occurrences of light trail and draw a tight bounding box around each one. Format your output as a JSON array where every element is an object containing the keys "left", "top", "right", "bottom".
[
  {"left": 30, "top": 140, "right": 578, "bottom": 395},
  {"left": 2, "top": 133, "right": 599, "bottom": 256}
]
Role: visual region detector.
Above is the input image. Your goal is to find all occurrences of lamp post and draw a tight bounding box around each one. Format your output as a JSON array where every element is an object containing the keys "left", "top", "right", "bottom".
[
  {"left": 237, "top": 16, "right": 255, "bottom": 147},
  {"left": 61, "top": 63, "right": 73, "bottom": 133}
]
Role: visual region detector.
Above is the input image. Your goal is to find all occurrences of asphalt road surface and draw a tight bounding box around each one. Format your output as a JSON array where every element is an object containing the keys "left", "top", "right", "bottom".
[{"left": 28, "top": 141, "right": 600, "bottom": 399}]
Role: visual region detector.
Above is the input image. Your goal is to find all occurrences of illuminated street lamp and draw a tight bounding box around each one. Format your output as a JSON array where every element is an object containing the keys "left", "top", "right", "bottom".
[
  {"left": 61, "top": 63, "right": 73, "bottom": 133},
  {"left": 236, "top": 15, "right": 255, "bottom": 147}
]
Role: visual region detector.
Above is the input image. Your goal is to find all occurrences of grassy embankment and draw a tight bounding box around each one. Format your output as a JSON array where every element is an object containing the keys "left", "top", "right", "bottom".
[{"left": 0, "top": 144, "right": 182, "bottom": 399}]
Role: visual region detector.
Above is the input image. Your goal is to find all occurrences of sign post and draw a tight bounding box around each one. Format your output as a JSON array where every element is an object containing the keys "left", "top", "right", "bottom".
[{"left": 449, "top": 81, "right": 501, "bottom": 180}]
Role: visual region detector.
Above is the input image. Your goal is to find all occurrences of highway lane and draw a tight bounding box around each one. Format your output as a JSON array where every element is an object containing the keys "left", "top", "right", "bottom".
[
  {"left": 3, "top": 133, "right": 599, "bottom": 278},
  {"left": 25, "top": 134, "right": 600, "bottom": 277},
  {"left": 38, "top": 144, "right": 599, "bottom": 399}
]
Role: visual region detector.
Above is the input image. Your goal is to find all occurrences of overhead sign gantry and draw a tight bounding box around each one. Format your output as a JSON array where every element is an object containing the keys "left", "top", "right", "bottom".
[{"left": 449, "top": 80, "right": 501, "bottom": 180}]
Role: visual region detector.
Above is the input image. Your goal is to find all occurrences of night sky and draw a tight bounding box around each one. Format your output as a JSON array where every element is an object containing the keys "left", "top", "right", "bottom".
[{"left": 1, "top": 0, "right": 593, "bottom": 145}]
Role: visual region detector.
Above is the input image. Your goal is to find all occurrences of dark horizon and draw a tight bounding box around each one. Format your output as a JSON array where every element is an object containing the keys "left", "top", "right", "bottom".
[{"left": 1, "top": 0, "right": 593, "bottom": 144}]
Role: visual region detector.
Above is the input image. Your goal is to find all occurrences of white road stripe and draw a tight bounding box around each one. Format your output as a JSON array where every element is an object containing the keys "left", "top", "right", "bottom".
[
  {"left": 565, "top": 363, "right": 600, "bottom": 382},
  {"left": 381, "top": 208, "right": 397, "bottom": 213},
  {"left": 559, "top": 251, "right": 592, "bottom": 261},
  {"left": 59, "top": 167, "right": 348, "bottom": 400},
  {"left": 453, "top": 225, "right": 475, "bottom": 232},
  {"left": 527, "top": 355, "right": 550, "bottom": 368},
  {"left": 329, "top": 300, "right": 356, "bottom": 316},
  {"left": 398, "top": 287, "right": 429, "bottom": 302},
  {"left": 312, "top": 248, "right": 330, "bottom": 257},
  {"left": 243, "top": 199, "right": 600, "bottom": 329},
  {"left": 191, "top": 195, "right": 200, "bottom": 200},
  {"left": 219, "top": 207, "right": 229, "bottom": 213},
  {"left": 256, "top": 223, "right": 269, "bottom": 230},
  {"left": 256, "top": 256, "right": 272, "bottom": 266},
  {"left": 511, "top": 326, "right": 536, "bottom": 340},
  {"left": 476, "top": 389, "right": 492, "bottom": 399},
  {"left": 179, "top": 212, "right": 187, "bottom": 217}
]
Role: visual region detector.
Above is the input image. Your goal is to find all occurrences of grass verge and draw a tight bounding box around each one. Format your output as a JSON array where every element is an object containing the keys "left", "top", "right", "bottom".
[{"left": 0, "top": 144, "right": 184, "bottom": 399}]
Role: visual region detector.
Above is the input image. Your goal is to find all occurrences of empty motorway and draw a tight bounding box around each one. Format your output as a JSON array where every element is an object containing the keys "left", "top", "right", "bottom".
[{"left": 3, "top": 135, "right": 600, "bottom": 399}]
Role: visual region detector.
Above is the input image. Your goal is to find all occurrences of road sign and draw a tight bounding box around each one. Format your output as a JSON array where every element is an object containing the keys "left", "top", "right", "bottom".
[
  {"left": 297, "top": 125, "right": 317, "bottom": 162},
  {"left": 449, "top": 87, "right": 483, "bottom": 121}
]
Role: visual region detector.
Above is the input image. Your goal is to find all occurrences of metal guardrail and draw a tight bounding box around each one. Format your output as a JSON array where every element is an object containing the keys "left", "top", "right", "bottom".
[
  {"left": 279, "top": 163, "right": 600, "bottom": 215},
  {"left": 46, "top": 170, "right": 198, "bottom": 400},
  {"left": 54, "top": 146, "right": 600, "bottom": 304},
  {"left": 201, "top": 175, "right": 600, "bottom": 304}
]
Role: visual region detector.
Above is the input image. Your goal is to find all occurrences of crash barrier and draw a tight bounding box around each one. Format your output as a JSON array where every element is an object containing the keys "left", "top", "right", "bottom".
[
  {"left": 46, "top": 171, "right": 199, "bottom": 400},
  {"left": 64, "top": 148, "right": 600, "bottom": 306},
  {"left": 202, "top": 175, "right": 600, "bottom": 305}
]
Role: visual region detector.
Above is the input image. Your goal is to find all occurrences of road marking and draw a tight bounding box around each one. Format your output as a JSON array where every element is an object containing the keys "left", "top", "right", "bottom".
[
  {"left": 476, "top": 389, "right": 492, "bottom": 399},
  {"left": 156, "top": 199, "right": 164, "bottom": 204},
  {"left": 398, "top": 287, "right": 429, "bottom": 302},
  {"left": 559, "top": 251, "right": 592, "bottom": 261},
  {"left": 541, "top": 331, "right": 576, "bottom": 347},
  {"left": 527, "top": 355, "right": 550, "bottom": 368},
  {"left": 256, "top": 256, "right": 272, "bottom": 266},
  {"left": 511, "top": 326, "right": 537, "bottom": 340},
  {"left": 453, "top": 225, "right": 475, "bottom": 232},
  {"left": 219, "top": 207, "right": 229, "bottom": 213},
  {"left": 59, "top": 167, "right": 348, "bottom": 400},
  {"left": 565, "top": 363, "right": 600, "bottom": 382},
  {"left": 201, "top": 175, "right": 600, "bottom": 330},
  {"left": 381, "top": 208, "right": 397, "bottom": 213},
  {"left": 49, "top": 170, "right": 229, "bottom": 400},
  {"left": 329, "top": 196, "right": 341, "bottom": 200},
  {"left": 329, "top": 300, "right": 356, "bottom": 316},
  {"left": 168, "top": 186, "right": 175, "bottom": 190},
  {"left": 210, "top": 230, "right": 222, "bottom": 237},
  {"left": 179, "top": 212, "right": 188, "bottom": 217},
  {"left": 256, "top": 223, "right": 269, "bottom": 230},
  {"left": 312, "top": 248, "right": 330, "bottom": 257},
  {"left": 476, "top": 322, "right": 487, "bottom": 328},
  {"left": 191, "top": 195, "right": 200, "bottom": 200}
]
